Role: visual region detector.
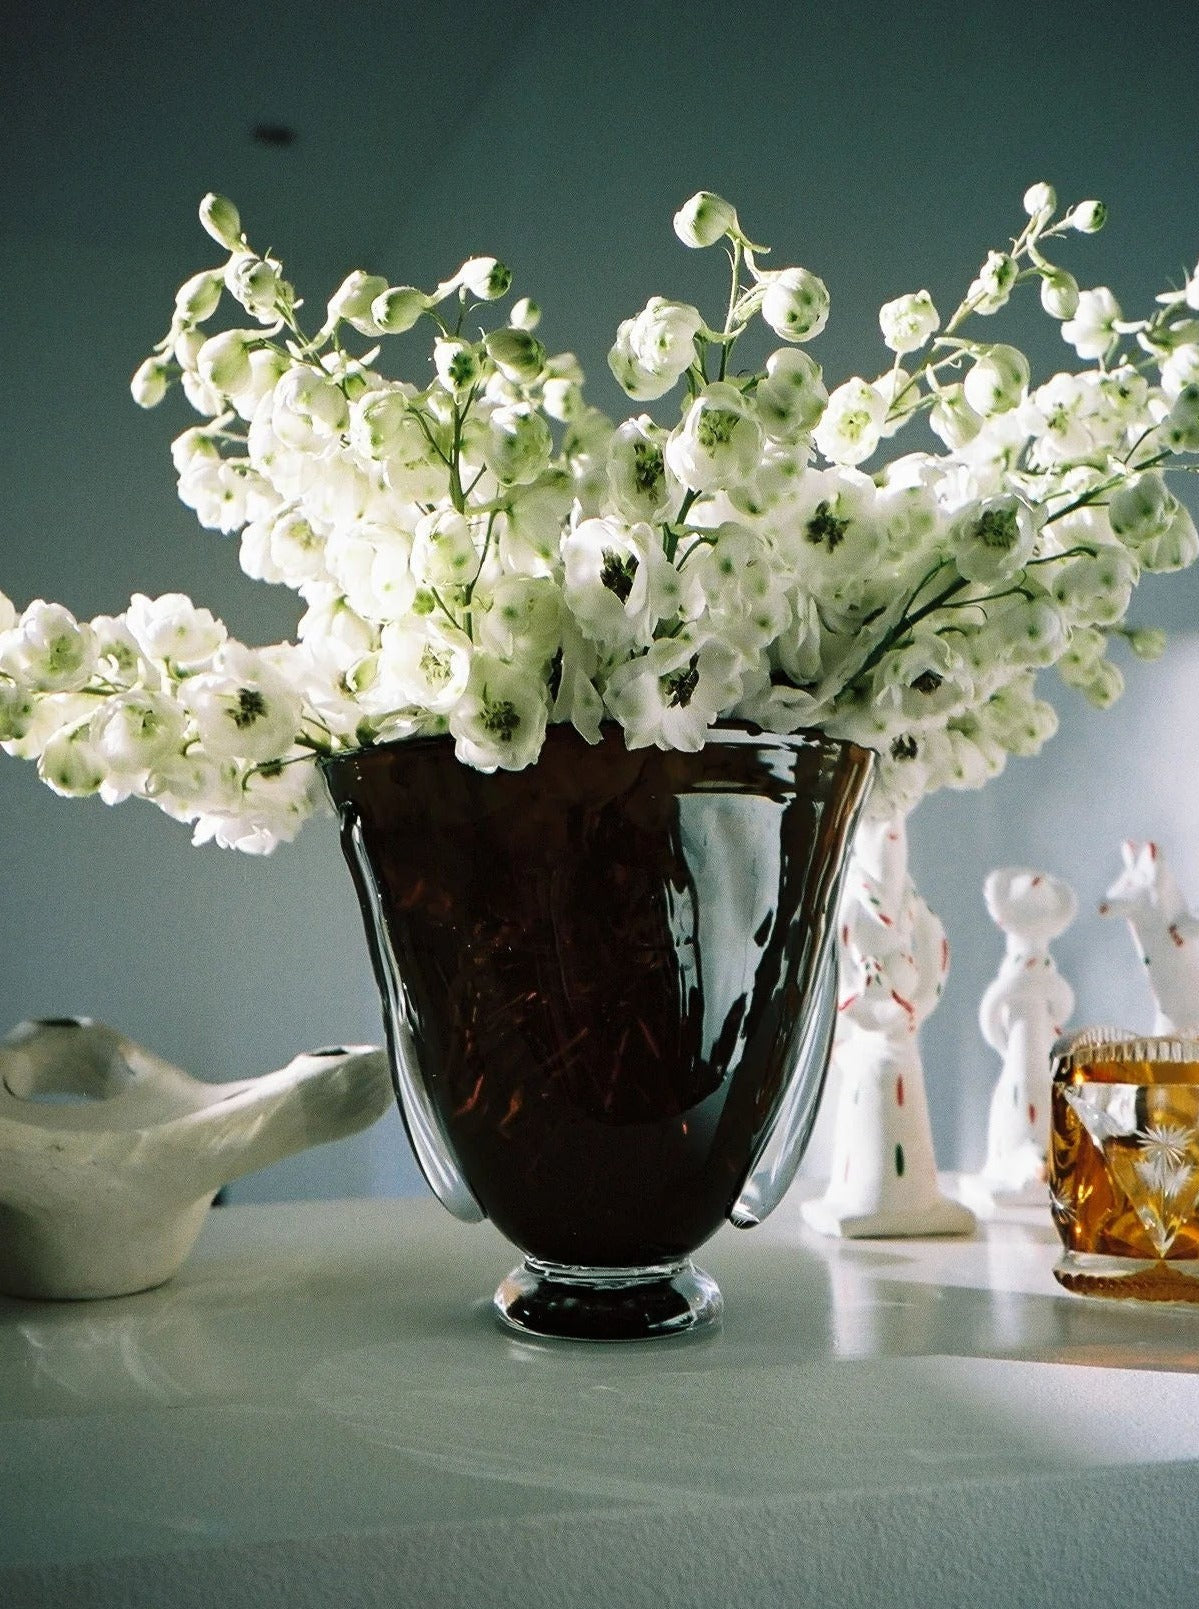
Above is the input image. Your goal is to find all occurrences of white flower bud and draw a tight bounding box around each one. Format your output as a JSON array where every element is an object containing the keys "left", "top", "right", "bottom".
[
  {"left": 225, "top": 253, "right": 291, "bottom": 324},
  {"left": 510, "top": 297, "right": 541, "bottom": 331},
  {"left": 130, "top": 355, "right": 171, "bottom": 408},
  {"left": 0, "top": 677, "right": 35, "bottom": 742},
  {"left": 928, "top": 384, "right": 983, "bottom": 449},
  {"left": 1039, "top": 266, "right": 1080, "bottom": 320},
  {"left": 760, "top": 267, "right": 830, "bottom": 343},
  {"left": 174, "top": 269, "right": 224, "bottom": 325},
  {"left": 198, "top": 193, "right": 244, "bottom": 251},
  {"left": 963, "top": 345, "right": 1030, "bottom": 416},
  {"left": 1127, "top": 627, "right": 1167, "bottom": 660},
  {"left": 90, "top": 691, "right": 188, "bottom": 777},
  {"left": 197, "top": 330, "right": 253, "bottom": 397},
  {"left": 1166, "top": 382, "right": 1199, "bottom": 451},
  {"left": 1082, "top": 658, "right": 1123, "bottom": 707},
  {"left": 412, "top": 509, "right": 479, "bottom": 586},
  {"left": 608, "top": 298, "right": 703, "bottom": 400},
  {"left": 484, "top": 327, "right": 547, "bottom": 384},
  {"left": 1067, "top": 200, "right": 1107, "bottom": 233},
  {"left": 878, "top": 290, "right": 939, "bottom": 354},
  {"left": 126, "top": 592, "right": 227, "bottom": 666},
  {"left": 371, "top": 285, "right": 432, "bottom": 334},
  {"left": 754, "top": 348, "right": 827, "bottom": 439},
  {"left": 1109, "top": 472, "right": 1178, "bottom": 548},
  {"left": 37, "top": 723, "right": 105, "bottom": 797},
  {"left": 673, "top": 191, "right": 738, "bottom": 249},
  {"left": 1023, "top": 182, "right": 1057, "bottom": 220},
  {"left": 812, "top": 377, "right": 886, "bottom": 465},
  {"left": 434, "top": 339, "right": 484, "bottom": 398},
  {"left": 326, "top": 271, "right": 390, "bottom": 335},
  {"left": 483, "top": 405, "right": 553, "bottom": 485},
  {"left": 969, "top": 251, "right": 1017, "bottom": 314},
  {"left": 455, "top": 256, "right": 512, "bottom": 300}
]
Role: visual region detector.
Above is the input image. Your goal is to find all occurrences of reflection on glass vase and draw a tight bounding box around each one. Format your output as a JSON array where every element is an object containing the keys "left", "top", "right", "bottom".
[{"left": 324, "top": 723, "right": 873, "bottom": 1340}]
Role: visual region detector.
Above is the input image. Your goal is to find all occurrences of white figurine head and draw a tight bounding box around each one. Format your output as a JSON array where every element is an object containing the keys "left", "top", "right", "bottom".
[
  {"left": 984, "top": 867, "right": 1077, "bottom": 946},
  {"left": 1098, "top": 840, "right": 1185, "bottom": 923}
]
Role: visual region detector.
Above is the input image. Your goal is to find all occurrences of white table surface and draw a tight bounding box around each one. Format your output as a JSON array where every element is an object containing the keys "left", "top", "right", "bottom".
[{"left": 3, "top": 1189, "right": 1199, "bottom": 1609}]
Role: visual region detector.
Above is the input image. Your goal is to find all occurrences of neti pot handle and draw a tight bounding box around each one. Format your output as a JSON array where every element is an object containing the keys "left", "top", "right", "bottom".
[{"left": 727, "top": 919, "right": 840, "bottom": 1229}]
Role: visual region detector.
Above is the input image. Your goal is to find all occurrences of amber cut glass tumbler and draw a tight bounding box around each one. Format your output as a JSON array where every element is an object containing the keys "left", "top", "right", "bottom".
[{"left": 324, "top": 724, "right": 872, "bottom": 1339}]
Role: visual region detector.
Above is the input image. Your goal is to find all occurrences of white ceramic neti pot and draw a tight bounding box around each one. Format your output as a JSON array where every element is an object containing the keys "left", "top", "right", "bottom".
[{"left": 0, "top": 1018, "right": 391, "bottom": 1300}]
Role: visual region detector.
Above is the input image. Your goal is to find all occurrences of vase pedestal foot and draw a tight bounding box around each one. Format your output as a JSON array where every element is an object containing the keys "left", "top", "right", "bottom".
[{"left": 493, "top": 1257, "right": 722, "bottom": 1341}]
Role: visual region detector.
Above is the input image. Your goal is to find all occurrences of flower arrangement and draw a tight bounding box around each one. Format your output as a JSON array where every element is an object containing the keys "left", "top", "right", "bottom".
[{"left": 2, "top": 185, "right": 1197, "bottom": 851}]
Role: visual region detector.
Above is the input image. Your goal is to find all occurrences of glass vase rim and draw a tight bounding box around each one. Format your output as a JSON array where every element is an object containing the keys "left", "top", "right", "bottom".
[{"left": 319, "top": 719, "right": 875, "bottom": 779}]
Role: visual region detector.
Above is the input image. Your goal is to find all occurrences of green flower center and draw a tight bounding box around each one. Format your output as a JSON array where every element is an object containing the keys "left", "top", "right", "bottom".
[
  {"left": 974, "top": 506, "right": 1019, "bottom": 551},
  {"left": 632, "top": 441, "right": 664, "bottom": 495},
  {"left": 482, "top": 696, "right": 521, "bottom": 742},
  {"left": 662, "top": 654, "right": 700, "bottom": 708},
  {"left": 600, "top": 549, "right": 638, "bottom": 604},
  {"left": 231, "top": 687, "right": 267, "bottom": 728},
  {"left": 696, "top": 407, "right": 741, "bottom": 451},
  {"left": 805, "top": 501, "right": 850, "bottom": 551}
]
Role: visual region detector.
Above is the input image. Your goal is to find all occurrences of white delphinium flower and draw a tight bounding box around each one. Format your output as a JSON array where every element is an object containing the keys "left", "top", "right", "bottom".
[
  {"left": 449, "top": 654, "right": 548, "bottom": 772},
  {"left": 753, "top": 349, "right": 828, "bottom": 441},
  {"left": 126, "top": 592, "right": 226, "bottom": 668},
  {"left": 550, "top": 616, "right": 605, "bottom": 744},
  {"left": 1061, "top": 288, "right": 1121, "bottom": 360},
  {"left": 666, "top": 382, "right": 764, "bottom": 492},
  {"left": 872, "top": 368, "right": 921, "bottom": 438},
  {"left": 879, "top": 290, "right": 939, "bottom": 354},
  {"left": 231, "top": 348, "right": 289, "bottom": 422},
  {"left": 36, "top": 720, "right": 106, "bottom": 798},
  {"left": 1049, "top": 542, "right": 1137, "bottom": 627},
  {"left": 173, "top": 269, "right": 224, "bottom": 327},
  {"left": 687, "top": 522, "right": 791, "bottom": 659},
  {"left": 325, "top": 527, "right": 416, "bottom": 623},
  {"left": 1165, "top": 382, "right": 1199, "bottom": 451},
  {"left": 928, "top": 384, "right": 984, "bottom": 450},
  {"left": 608, "top": 297, "right": 704, "bottom": 400},
  {"left": 983, "top": 592, "right": 1068, "bottom": 669},
  {"left": 477, "top": 576, "right": 562, "bottom": 664},
  {"left": 781, "top": 468, "right": 885, "bottom": 593},
  {"left": 130, "top": 355, "right": 171, "bottom": 409},
  {"left": 727, "top": 436, "right": 812, "bottom": 519},
  {"left": 177, "top": 454, "right": 275, "bottom": 534},
  {"left": 812, "top": 378, "right": 886, "bottom": 466},
  {"left": 0, "top": 678, "right": 35, "bottom": 742},
  {"left": 963, "top": 345, "right": 1030, "bottom": 417},
  {"left": 89, "top": 690, "right": 190, "bottom": 802},
  {"left": 483, "top": 404, "right": 553, "bottom": 485},
  {"left": 759, "top": 267, "right": 830, "bottom": 343},
  {"left": 0, "top": 601, "right": 97, "bottom": 692},
  {"left": 874, "top": 631, "right": 976, "bottom": 728},
  {"left": 411, "top": 509, "right": 479, "bottom": 590},
  {"left": 562, "top": 516, "right": 679, "bottom": 648},
  {"left": 1160, "top": 343, "right": 1199, "bottom": 402},
  {"left": 563, "top": 408, "right": 616, "bottom": 514},
  {"left": 249, "top": 506, "right": 328, "bottom": 589},
  {"left": 1109, "top": 472, "right": 1179, "bottom": 552},
  {"left": 968, "top": 251, "right": 1018, "bottom": 315},
  {"left": 499, "top": 470, "right": 575, "bottom": 577},
  {"left": 271, "top": 366, "right": 350, "bottom": 452},
  {"left": 673, "top": 191, "right": 739, "bottom": 249},
  {"left": 197, "top": 756, "right": 325, "bottom": 854},
  {"left": 1027, "top": 372, "right": 1104, "bottom": 462},
  {"left": 950, "top": 494, "right": 1038, "bottom": 582},
  {"left": 1138, "top": 502, "right": 1199, "bottom": 573},
  {"left": 224, "top": 252, "right": 292, "bottom": 325},
  {"left": 607, "top": 416, "right": 680, "bottom": 523},
  {"left": 181, "top": 644, "right": 303, "bottom": 762},
  {"left": 604, "top": 632, "right": 744, "bottom": 752},
  {"left": 540, "top": 352, "right": 587, "bottom": 423},
  {"left": 372, "top": 617, "right": 473, "bottom": 715}
]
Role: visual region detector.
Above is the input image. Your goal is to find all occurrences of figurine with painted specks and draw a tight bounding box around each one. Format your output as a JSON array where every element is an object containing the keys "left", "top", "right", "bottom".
[
  {"left": 1099, "top": 840, "right": 1199, "bottom": 1033},
  {"left": 802, "top": 814, "right": 975, "bottom": 1239}
]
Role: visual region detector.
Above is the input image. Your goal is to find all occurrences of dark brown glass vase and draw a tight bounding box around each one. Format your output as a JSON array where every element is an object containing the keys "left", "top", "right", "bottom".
[{"left": 323, "top": 724, "right": 872, "bottom": 1340}]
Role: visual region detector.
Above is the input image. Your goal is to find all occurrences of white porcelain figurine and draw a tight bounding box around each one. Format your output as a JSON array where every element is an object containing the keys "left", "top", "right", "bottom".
[
  {"left": 1099, "top": 840, "right": 1199, "bottom": 1032},
  {"left": 0, "top": 1019, "right": 392, "bottom": 1299},
  {"left": 962, "top": 867, "right": 1076, "bottom": 1210},
  {"left": 802, "top": 815, "right": 976, "bottom": 1239}
]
